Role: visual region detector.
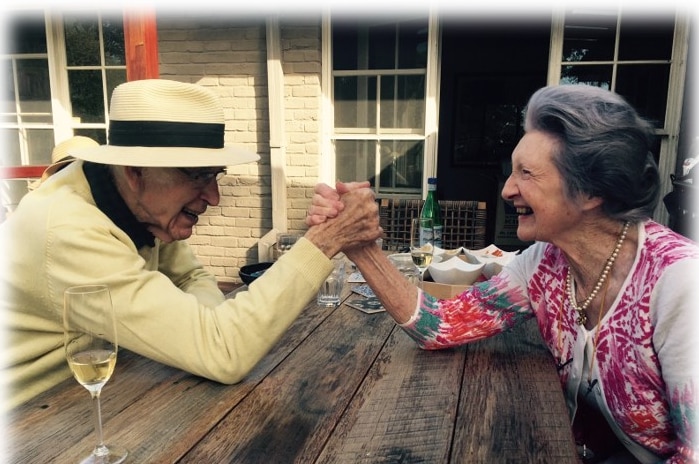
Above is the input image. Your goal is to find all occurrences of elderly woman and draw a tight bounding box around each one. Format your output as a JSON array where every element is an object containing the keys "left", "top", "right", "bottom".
[{"left": 308, "top": 85, "right": 698, "bottom": 463}]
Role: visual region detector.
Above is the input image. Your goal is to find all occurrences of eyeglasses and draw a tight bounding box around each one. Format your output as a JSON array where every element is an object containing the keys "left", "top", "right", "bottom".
[{"left": 177, "top": 168, "right": 226, "bottom": 188}]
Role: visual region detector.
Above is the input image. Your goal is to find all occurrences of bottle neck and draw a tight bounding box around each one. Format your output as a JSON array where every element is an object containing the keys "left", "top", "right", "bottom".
[{"left": 427, "top": 178, "right": 437, "bottom": 193}]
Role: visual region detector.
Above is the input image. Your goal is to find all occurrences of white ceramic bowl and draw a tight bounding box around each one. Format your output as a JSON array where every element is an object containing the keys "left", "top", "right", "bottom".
[
  {"left": 467, "top": 245, "right": 519, "bottom": 278},
  {"left": 432, "top": 246, "right": 463, "bottom": 259},
  {"left": 427, "top": 255, "right": 485, "bottom": 285}
]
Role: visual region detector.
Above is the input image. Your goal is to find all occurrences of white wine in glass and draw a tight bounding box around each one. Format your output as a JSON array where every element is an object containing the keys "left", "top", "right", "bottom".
[
  {"left": 64, "top": 285, "right": 128, "bottom": 464},
  {"left": 410, "top": 218, "right": 434, "bottom": 282}
]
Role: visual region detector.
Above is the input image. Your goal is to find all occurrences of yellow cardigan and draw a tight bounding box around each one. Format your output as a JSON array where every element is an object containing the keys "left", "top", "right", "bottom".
[{"left": 1, "top": 160, "right": 333, "bottom": 410}]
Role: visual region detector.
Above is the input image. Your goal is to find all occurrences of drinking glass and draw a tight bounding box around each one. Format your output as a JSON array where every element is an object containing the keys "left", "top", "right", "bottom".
[
  {"left": 273, "top": 233, "right": 300, "bottom": 261},
  {"left": 317, "top": 257, "right": 346, "bottom": 307},
  {"left": 410, "top": 218, "right": 434, "bottom": 282},
  {"left": 388, "top": 253, "right": 420, "bottom": 285},
  {"left": 63, "top": 285, "right": 128, "bottom": 464}
]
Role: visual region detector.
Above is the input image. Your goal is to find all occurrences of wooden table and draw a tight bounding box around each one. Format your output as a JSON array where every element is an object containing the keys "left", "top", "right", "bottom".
[{"left": 7, "top": 280, "right": 578, "bottom": 463}]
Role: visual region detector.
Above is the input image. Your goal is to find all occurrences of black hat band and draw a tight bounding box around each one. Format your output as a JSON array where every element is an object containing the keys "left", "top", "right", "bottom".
[{"left": 108, "top": 120, "right": 224, "bottom": 149}]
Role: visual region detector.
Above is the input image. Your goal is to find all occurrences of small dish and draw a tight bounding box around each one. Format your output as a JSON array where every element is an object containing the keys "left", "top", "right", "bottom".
[
  {"left": 467, "top": 245, "right": 519, "bottom": 278},
  {"left": 427, "top": 255, "right": 484, "bottom": 285},
  {"left": 239, "top": 262, "right": 274, "bottom": 286},
  {"left": 469, "top": 244, "right": 516, "bottom": 259}
]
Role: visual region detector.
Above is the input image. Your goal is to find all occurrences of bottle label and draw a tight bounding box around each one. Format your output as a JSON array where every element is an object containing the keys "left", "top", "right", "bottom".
[
  {"left": 433, "top": 225, "right": 443, "bottom": 248},
  {"left": 419, "top": 226, "right": 433, "bottom": 246}
]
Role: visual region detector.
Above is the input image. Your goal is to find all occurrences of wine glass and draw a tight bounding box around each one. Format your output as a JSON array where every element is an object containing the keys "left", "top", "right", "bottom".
[
  {"left": 63, "top": 285, "right": 128, "bottom": 464},
  {"left": 410, "top": 218, "right": 434, "bottom": 283}
]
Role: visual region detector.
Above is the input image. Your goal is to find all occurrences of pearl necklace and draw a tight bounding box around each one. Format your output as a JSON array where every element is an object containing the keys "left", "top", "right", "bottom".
[{"left": 566, "top": 221, "right": 630, "bottom": 325}]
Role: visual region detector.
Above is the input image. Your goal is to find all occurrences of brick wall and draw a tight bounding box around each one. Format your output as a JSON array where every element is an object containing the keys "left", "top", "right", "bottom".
[{"left": 157, "top": 15, "right": 322, "bottom": 284}]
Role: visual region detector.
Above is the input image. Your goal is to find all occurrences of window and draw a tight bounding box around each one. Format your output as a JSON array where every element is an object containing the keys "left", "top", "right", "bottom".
[
  {"left": 1, "top": 9, "right": 126, "bottom": 216},
  {"left": 331, "top": 16, "right": 430, "bottom": 196},
  {"left": 1, "top": 9, "right": 126, "bottom": 168},
  {"left": 549, "top": 8, "right": 689, "bottom": 222},
  {"left": 556, "top": 8, "right": 675, "bottom": 129},
  {"left": 2, "top": 10, "right": 54, "bottom": 166},
  {"left": 56, "top": 10, "right": 127, "bottom": 143}
]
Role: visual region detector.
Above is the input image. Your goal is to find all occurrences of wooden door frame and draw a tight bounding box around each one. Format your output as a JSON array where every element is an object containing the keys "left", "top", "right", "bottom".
[{"left": 123, "top": 9, "right": 159, "bottom": 81}]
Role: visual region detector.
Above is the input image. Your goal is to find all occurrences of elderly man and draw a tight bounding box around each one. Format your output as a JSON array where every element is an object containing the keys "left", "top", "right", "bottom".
[{"left": 1, "top": 79, "right": 381, "bottom": 410}]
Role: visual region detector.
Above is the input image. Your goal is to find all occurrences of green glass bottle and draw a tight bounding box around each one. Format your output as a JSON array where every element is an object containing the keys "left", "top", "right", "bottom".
[{"left": 420, "top": 177, "right": 443, "bottom": 248}]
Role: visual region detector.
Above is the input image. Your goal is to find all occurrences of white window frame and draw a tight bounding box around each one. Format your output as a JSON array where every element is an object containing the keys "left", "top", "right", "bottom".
[
  {"left": 321, "top": 10, "right": 441, "bottom": 200},
  {"left": 547, "top": 8, "right": 690, "bottom": 223},
  {"left": 1, "top": 9, "right": 125, "bottom": 216},
  {"left": 47, "top": 9, "right": 126, "bottom": 142},
  {"left": 8, "top": 9, "right": 127, "bottom": 158},
  {"left": 1, "top": 8, "right": 55, "bottom": 166}
]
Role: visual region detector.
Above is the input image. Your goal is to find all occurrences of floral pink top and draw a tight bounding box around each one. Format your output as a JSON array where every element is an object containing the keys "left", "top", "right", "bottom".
[{"left": 400, "top": 221, "right": 698, "bottom": 463}]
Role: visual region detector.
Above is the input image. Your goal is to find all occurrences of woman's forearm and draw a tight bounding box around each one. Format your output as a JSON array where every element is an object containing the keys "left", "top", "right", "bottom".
[{"left": 345, "top": 242, "right": 419, "bottom": 324}]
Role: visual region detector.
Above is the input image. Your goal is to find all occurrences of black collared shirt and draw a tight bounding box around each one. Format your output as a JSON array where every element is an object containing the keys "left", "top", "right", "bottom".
[{"left": 83, "top": 162, "right": 155, "bottom": 249}]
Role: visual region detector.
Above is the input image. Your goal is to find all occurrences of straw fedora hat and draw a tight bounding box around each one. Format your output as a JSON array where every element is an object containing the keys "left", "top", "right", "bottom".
[
  {"left": 68, "top": 79, "right": 260, "bottom": 167},
  {"left": 41, "top": 135, "right": 99, "bottom": 180}
]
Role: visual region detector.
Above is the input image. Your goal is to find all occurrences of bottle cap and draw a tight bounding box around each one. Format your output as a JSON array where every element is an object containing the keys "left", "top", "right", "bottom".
[{"left": 427, "top": 177, "right": 437, "bottom": 184}]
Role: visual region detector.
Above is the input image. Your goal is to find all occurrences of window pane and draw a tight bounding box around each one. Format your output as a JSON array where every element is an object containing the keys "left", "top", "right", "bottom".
[
  {"left": 5, "top": 11, "right": 47, "bottom": 54},
  {"left": 560, "top": 65, "right": 612, "bottom": 89},
  {"left": 64, "top": 13, "right": 101, "bottom": 66},
  {"left": 378, "top": 140, "right": 422, "bottom": 192},
  {"left": 2, "top": 58, "right": 16, "bottom": 117},
  {"left": 1, "top": 129, "right": 21, "bottom": 165},
  {"left": 105, "top": 68, "right": 127, "bottom": 104},
  {"left": 616, "top": 64, "right": 670, "bottom": 127},
  {"left": 334, "top": 76, "right": 377, "bottom": 129},
  {"left": 618, "top": 12, "right": 675, "bottom": 61},
  {"left": 336, "top": 140, "right": 375, "bottom": 183},
  {"left": 368, "top": 22, "right": 397, "bottom": 69},
  {"left": 380, "top": 75, "right": 425, "bottom": 130},
  {"left": 16, "top": 58, "right": 52, "bottom": 120},
  {"left": 332, "top": 20, "right": 359, "bottom": 70},
  {"left": 562, "top": 9, "right": 617, "bottom": 62},
  {"left": 68, "top": 70, "right": 105, "bottom": 123},
  {"left": 102, "top": 14, "right": 126, "bottom": 66},
  {"left": 335, "top": 139, "right": 423, "bottom": 193},
  {"left": 75, "top": 128, "right": 107, "bottom": 145},
  {"left": 397, "top": 19, "right": 428, "bottom": 69},
  {"left": 26, "top": 128, "right": 54, "bottom": 165},
  {"left": 332, "top": 16, "right": 428, "bottom": 71},
  {"left": 368, "top": 18, "right": 428, "bottom": 69}
]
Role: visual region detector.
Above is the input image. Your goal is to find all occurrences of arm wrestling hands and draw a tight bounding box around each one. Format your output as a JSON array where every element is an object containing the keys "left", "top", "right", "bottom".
[
  {"left": 303, "top": 182, "right": 383, "bottom": 259},
  {"left": 306, "top": 181, "right": 418, "bottom": 324},
  {"left": 305, "top": 181, "right": 370, "bottom": 226}
]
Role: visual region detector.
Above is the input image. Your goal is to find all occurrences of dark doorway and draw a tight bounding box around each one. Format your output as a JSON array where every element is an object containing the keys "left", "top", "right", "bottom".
[{"left": 436, "top": 16, "right": 551, "bottom": 249}]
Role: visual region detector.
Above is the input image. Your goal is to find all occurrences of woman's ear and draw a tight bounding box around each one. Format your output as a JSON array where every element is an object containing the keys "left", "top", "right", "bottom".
[{"left": 581, "top": 194, "right": 604, "bottom": 212}]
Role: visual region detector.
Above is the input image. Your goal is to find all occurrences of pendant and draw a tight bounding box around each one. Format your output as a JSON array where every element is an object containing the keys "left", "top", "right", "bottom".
[{"left": 576, "top": 311, "right": 587, "bottom": 325}]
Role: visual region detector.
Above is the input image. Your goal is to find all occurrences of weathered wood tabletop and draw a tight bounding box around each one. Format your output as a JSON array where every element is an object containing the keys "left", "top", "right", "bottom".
[{"left": 7, "top": 279, "right": 578, "bottom": 463}]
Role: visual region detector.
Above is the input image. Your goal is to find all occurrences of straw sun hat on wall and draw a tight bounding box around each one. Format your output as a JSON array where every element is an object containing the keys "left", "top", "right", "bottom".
[
  {"left": 68, "top": 79, "right": 260, "bottom": 168},
  {"left": 28, "top": 135, "right": 99, "bottom": 190}
]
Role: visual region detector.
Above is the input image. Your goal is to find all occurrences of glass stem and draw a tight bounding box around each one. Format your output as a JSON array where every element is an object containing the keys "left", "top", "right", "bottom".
[{"left": 90, "top": 390, "right": 109, "bottom": 456}]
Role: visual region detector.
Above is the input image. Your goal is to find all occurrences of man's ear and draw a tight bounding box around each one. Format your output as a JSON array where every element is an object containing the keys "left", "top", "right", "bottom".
[{"left": 122, "top": 166, "right": 145, "bottom": 192}]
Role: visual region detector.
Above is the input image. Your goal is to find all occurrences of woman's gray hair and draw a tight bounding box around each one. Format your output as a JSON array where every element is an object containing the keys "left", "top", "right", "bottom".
[{"left": 523, "top": 84, "right": 660, "bottom": 221}]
